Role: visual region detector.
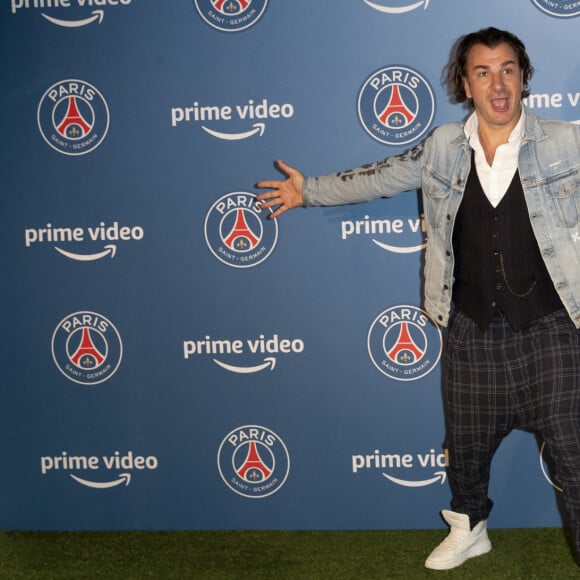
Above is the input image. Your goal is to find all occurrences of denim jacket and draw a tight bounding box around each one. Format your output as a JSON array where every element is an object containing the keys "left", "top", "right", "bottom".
[{"left": 302, "top": 105, "right": 580, "bottom": 328}]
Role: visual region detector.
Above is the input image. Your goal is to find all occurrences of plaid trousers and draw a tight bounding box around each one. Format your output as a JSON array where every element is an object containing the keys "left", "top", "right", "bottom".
[{"left": 444, "top": 308, "right": 580, "bottom": 555}]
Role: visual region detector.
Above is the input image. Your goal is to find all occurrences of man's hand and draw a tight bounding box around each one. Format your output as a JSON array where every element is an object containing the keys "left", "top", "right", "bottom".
[{"left": 256, "top": 160, "right": 305, "bottom": 219}]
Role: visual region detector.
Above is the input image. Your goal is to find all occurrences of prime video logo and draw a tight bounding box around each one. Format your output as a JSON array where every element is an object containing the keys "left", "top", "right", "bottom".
[
  {"left": 10, "top": 0, "right": 133, "bottom": 27},
  {"left": 352, "top": 447, "right": 447, "bottom": 488},
  {"left": 341, "top": 214, "right": 426, "bottom": 254}
]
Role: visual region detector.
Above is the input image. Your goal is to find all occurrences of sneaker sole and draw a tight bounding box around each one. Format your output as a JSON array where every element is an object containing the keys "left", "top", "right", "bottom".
[{"left": 425, "top": 540, "right": 492, "bottom": 570}]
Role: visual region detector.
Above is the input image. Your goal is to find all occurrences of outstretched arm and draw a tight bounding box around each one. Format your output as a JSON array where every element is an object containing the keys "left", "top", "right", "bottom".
[{"left": 256, "top": 160, "right": 305, "bottom": 219}]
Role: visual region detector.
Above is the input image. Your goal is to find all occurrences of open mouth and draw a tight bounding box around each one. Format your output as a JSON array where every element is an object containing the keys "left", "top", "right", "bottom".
[{"left": 490, "top": 98, "right": 510, "bottom": 112}]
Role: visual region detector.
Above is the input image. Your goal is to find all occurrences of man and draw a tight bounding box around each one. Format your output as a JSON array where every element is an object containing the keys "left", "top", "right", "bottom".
[{"left": 256, "top": 27, "right": 580, "bottom": 570}]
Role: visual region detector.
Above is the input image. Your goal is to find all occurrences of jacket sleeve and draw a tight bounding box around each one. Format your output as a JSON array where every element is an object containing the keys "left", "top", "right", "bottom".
[{"left": 302, "top": 139, "right": 427, "bottom": 208}]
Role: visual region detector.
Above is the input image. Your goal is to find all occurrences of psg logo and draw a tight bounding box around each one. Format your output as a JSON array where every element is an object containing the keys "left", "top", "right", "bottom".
[
  {"left": 217, "top": 425, "right": 290, "bottom": 498},
  {"left": 357, "top": 65, "right": 435, "bottom": 146},
  {"left": 37, "top": 79, "right": 110, "bottom": 156},
  {"left": 51, "top": 311, "right": 123, "bottom": 385},
  {"left": 204, "top": 191, "right": 278, "bottom": 268},
  {"left": 367, "top": 305, "right": 442, "bottom": 381},
  {"left": 531, "top": 0, "right": 580, "bottom": 17},
  {"left": 194, "top": 0, "right": 268, "bottom": 32}
]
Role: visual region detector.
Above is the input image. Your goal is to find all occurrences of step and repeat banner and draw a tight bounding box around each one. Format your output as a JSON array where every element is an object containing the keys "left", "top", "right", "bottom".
[{"left": 1, "top": 0, "right": 579, "bottom": 531}]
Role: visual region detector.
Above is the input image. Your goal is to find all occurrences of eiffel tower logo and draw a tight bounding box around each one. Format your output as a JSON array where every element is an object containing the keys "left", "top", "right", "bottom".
[
  {"left": 224, "top": 209, "right": 260, "bottom": 251},
  {"left": 70, "top": 328, "right": 105, "bottom": 369},
  {"left": 387, "top": 322, "right": 424, "bottom": 364},
  {"left": 56, "top": 96, "right": 92, "bottom": 138},
  {"left": 378, "top": 84, "right": 415, "bottom": 128},
  {"left": 236, "top": 441, "right": 272, "bottom": 482}
]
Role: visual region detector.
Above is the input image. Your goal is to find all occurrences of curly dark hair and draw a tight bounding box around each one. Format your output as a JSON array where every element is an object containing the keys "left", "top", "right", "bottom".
[{"left": 447, "top": 27, "right": 534, "bottom": 105}]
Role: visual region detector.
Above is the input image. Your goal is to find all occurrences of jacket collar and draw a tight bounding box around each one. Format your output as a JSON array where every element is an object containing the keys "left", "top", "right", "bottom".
[
  {"left": 450, "top": 102, "right": 546, "bottom": 148},
  {"left": 521, "top": 103, "right": 547, "bottom": 142}
]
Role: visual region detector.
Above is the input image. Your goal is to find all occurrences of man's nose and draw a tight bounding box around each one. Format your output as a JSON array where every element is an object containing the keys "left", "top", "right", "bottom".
[{"left": 492, "top": 73, "right": 505, "bottom": 89}]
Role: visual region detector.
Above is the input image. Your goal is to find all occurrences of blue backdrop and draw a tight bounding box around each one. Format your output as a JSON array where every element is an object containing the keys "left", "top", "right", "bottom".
[{"left": 1, "top": 0, "right": 579, "bottom": 531}]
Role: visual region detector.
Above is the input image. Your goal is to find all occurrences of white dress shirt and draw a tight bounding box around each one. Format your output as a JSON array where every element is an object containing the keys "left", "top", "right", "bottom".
[{"left": 464, "top": 108, "right": 525, "bottom": 207}]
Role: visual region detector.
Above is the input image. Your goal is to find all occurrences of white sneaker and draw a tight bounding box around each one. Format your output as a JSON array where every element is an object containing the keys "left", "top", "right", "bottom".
[{"left": 424, "top": 510, "right": 492, "bottom": 570}]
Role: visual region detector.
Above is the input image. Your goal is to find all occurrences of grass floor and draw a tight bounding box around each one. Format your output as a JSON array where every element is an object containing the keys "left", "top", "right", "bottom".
[{"left": 0, "top": 528, "right": 578, "bottom": 579}]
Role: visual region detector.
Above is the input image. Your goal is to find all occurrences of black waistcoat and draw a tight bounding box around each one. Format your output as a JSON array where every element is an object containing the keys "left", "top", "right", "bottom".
[{"left": 451, "top": 159, "right": 563, "bottom": 331}]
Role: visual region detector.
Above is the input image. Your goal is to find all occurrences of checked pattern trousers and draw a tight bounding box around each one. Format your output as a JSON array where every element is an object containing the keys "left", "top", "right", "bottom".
[{"left": 443, "top": 308, "right": 580, "bottom": 557}]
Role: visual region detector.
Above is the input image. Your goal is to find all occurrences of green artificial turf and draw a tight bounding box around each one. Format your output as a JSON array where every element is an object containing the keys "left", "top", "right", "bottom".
[{"left": 0, "top": 528, "right": 578, "bottom": 579}]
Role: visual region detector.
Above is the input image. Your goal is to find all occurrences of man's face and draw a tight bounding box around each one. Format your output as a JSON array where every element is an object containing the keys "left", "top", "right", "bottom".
[{"left": 462, "top": 41, "right": 524, "bottom": 133}]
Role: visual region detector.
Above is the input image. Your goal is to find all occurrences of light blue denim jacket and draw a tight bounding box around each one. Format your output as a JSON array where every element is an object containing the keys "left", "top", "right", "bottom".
[{"left": 303, "top": 105, "right": 580, "bottom": 328}]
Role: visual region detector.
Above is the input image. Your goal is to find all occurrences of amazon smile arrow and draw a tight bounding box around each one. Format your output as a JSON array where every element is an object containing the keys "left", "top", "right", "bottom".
[
  {"left": 363, "top": 0, "right": 429, "bottom": 14},
  {"left": 382, "top": 470, "right": 446, "bottom": 488},
  {"left": 42, "top": 9, "right": 104, "bottom": 28},
  {"left": 202, "top": 122, "right": 265, "bottom": 141},
  {"left": 70, "top": 472, "right": 131, "bottom": 489},
  {"left": 372, "top": 239, "right": 426, "bottom": 254},
  {"left": 54, "top": 244, "right": 117, "bottom": 261},
  {"left": 213, "top": 356, "right": 276, "bottom": 374}
]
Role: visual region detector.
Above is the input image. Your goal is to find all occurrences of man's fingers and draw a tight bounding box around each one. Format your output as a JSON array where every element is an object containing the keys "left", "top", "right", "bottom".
[
  {"left": 268, "top": 205, "right": 287, "bottom": 220},
  {"left": 276, "top": 159, "right": 301, "bottom": 176},
  {"left": 255, "top": 190, "right": 282, "bottom": 203},
  {"left": 275, "top": 159, "right": 294, "bottom": 175},
  {"left": 256, "top": 180, "right": 279, "bottom": 189},
  {"left": 257, "top": 197, "right": 280, "bottom": 209},
  {"left": 255, "top": 160, "right": 303, "bottom": 218}
]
